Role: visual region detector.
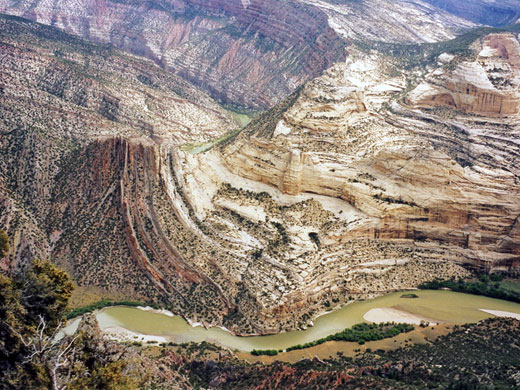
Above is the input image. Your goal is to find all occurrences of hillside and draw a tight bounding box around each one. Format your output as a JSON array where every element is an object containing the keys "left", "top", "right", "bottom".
[
  {"left": 0, "top": 0, "right": 483, "bottom": 110},
  {"left": 0, "top": 15, "right": 519, "bottom": 335}
]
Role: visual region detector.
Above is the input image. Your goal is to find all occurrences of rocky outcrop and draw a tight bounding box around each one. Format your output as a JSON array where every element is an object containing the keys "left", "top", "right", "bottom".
[
  {"left": 214, "top": 36, "right": 520, "bottom": 280},
  {"left": 303, "top": 0, "right": 476, "bottom": 43},
  {"left": 421, "top": 0, "right": 520, "bottom": 26},
  {"left": 407, "top": 34, "right": 520, "bottom": 116},
  {"left": 0, "top": 0, "right": 485, "bottom": 109}
]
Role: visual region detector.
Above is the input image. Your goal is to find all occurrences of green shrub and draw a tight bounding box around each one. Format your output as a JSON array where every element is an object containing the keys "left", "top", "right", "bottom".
[
  {"left": 251, "top": 349, "right": 278, "bottom": 356},
  {"left": 66, "top": 299, "right": 161, "bottom": 319},
  {"left": 419, "top": 279, "right": 520, "bottom": 304},
  {"left": 283, "top": 322, "right": 414, "bottom": 352}
]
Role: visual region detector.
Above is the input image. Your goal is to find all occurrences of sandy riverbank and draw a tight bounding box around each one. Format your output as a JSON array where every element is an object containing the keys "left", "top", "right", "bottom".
[
  {"left": 103, "top": 325, "right": 169, "bottom": 344},
  {"left": 363, "top": 307, "right": 441, "bottom": 325},
  {"left": 479, "top": 309, "right": 520, "bottom": 320},
  {"left": 137, "top": 306, "right": 175, "bottom": 317}
]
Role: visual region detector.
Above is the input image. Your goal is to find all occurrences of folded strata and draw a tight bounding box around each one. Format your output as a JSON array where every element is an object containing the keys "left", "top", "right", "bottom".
[
  {"left": 1, "top": 16, "right": 519, "bottom": 334},
  {"left": 174, "top": 32, "right": 520, "bottom": 331},
  {"left": 0, "top": 0, "right": 479, "bottom": 110}
]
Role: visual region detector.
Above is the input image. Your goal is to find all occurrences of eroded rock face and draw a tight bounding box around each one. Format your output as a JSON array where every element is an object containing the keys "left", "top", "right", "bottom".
[
  {"left": 0, "top": 0, "right": 346, "bottom": 110},
  {"left": 0, "top": 0, "right": 483, "bottom": 109},
  {"left": 171, "top": 34, "right": 520, "bottom": 331},
  {"left": 302, "top": 0, "right": 476, "bottom": 43},
  {"left": 1, "top": 16, "right": 519, "bottom": 335},
  {"left": 421, "top": 0, "right": 520, "bottom": 27},
  {"left": 407, "top": 34, "right": 520, "bottom": 116}
]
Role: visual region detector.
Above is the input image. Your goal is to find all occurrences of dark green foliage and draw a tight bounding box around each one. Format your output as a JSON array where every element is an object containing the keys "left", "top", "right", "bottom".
[
  {"left": 419, "top": 278, "right": 520, "bottom": 303},
  {"left": 0, "top": 229, "right": 8, "bottom": 257},
  {"left": 251, "top": 349, "right": 279, "bottom": 356},
  {"left": 0, "top": 273, "right": 24, "bottom": 369},
  {"left": 250, "top": 323, "right": 414, "bottom": 356},
  {"left": 17, "top": 259, "right": 74, "bottom": 331},
  {"left": 400, "top": 293, "right": 419, "bottom": 299},
  {"left": 1, "top": 258, "right": 143, "bottom": 390},
  {"left": 1, "top": 259, "right": 74, "bottom": 389},
  {"left": 66, "top": 299, "right": 160, "bottom": 319},
  {"left": 489, "top": 273, "right": 505, "bottom": 282},
  {"left": 285, "top": 322, "right": 414, "bottom": 351}
]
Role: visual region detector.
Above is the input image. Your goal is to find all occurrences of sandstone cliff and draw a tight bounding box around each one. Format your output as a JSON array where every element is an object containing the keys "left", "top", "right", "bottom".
[
  {"left": 0, "top": 0, "right": 482, "bottom": 110},
  {"left": 173, "top": 32, "right": 520, "bottom": 331},
  {"left": 1, "top": 16, "right": 519, "bottom": 335}
]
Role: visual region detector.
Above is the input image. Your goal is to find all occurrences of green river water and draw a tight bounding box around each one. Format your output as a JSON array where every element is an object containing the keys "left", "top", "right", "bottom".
[{"left": 83, "top": 290, "right": 520, "bottom": 351}]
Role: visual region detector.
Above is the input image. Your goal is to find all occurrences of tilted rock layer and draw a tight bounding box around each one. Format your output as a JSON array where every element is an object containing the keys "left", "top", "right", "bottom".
[
  {"left": 1, "top": 16, "right": 519, "bottom": 334},
  {"left": 0, "top": 0, "right": 483, "bottom": 109},
  {"left": 0, "top": 16, "right": 236, "bottom": 310}
]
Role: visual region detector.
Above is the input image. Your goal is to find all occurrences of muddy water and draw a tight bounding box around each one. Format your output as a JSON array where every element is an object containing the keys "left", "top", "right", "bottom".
[{"left": 95, "top": 290, "right": 520, "bottom": 351}]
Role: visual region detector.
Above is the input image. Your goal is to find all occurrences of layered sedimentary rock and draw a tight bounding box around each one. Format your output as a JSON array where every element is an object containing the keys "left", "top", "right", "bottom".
[
  {"left": 407, "top": 34, "right": 520, "bottom": 115},
  {"left": 1, "top": 16, "right": 519, "bottom": 335},
  {"left": 421, "top": 0, "right": 520, "bottom": 27},
  {"left": 173, "top": 33, "right": 520, "bottom": 331},
  {"left": 303, "top": 0, "right": 476, "bottom": 43},
  {"left": 0, "top": 16, "right": 237, "bottom": 314},
  {"left": 0, "top": 0, "right": 483, "bottom": 109},
  {"left": 0, "top": 0, "right": 346, "bottom": 109}
]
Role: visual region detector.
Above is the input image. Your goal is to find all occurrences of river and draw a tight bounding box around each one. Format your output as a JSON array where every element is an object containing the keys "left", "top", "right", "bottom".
[{"left": 65, "top": 290, "right": 520, "bottom": 352}]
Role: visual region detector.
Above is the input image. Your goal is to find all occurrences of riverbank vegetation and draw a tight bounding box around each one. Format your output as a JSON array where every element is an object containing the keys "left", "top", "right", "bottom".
[
  {"left": 251, "top": 322, "right": 414, "bottom": 356},
  {"left": 66, "top": 299, "right": 160, "bottom": 319},
  {"left": 419, "top": 276, "right": 520, "bottom": 303},
  {"left": 187, "top": 317, "right": 520, "bottom": 389}
]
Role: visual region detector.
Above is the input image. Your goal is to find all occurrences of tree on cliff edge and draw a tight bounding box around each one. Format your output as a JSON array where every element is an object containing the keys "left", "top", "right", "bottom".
[{"left": 0, "top": 255, "right": 140, "bottom": 390}]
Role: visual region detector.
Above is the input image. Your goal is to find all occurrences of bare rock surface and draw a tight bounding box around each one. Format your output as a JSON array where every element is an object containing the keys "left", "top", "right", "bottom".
[
  {"left": 0, "top": 0, "right": 483, "bottom": 109},
  {"left": 1, "top": 16, "right": 519, "bottom": 335}
]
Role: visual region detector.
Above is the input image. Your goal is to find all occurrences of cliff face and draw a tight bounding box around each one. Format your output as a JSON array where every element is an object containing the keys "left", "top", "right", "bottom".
[
  {"left": 1, "top": 16, "right": 519, "bottom": 335},
  {"left": 302, "top": 0, "right": 476, "bottom": 43},
  {"left": 407, "top": 34, "right": 520, "bottom": 116},
  {"left": 0, "top": 0, "right": 346, "bottom": 110},
  {"left": 421, "top": 0, "right": 520, "bottom": 27},
  {"left": 214, "top": 34, "right": 520, "bottom": 276},
  {"left": 0, "top": 0, "right": 483, "bottom": 110}
]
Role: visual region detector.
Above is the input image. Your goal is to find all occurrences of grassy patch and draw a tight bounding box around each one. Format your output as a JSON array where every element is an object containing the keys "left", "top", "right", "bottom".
[
  {"left": 499, "top": 279, "right": 520, "bottom": 294},
  {"left": 180, "top": 127, "right": 244, "bottom": 154}
]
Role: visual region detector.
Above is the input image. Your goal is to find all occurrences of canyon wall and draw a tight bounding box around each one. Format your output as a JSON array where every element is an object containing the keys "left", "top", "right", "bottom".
[
  {"left": 0, "top": 16, "right": 237, "bottom": 320},
  {"left": 0, "top": 0, "right": 346, "bottom": 110},
  {"left": 0, "top": 0, "right": 484, "bottom": 109},
  {"left": 421, "top": 0, "right": 520, "bottom": 27},
  {"left": 1, "top": 17, "right": 519, "bottom": 335}
]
